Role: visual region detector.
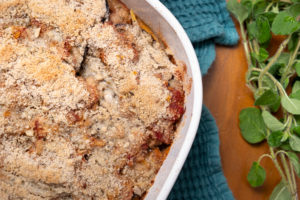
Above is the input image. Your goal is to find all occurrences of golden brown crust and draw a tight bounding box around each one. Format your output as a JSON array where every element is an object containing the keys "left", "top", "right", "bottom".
[
  {"left": 0, "top": 0, "right": 186, "bottom": 199},
  {"left": 107, "top": 0, "right": 131, "bottom": 25}
]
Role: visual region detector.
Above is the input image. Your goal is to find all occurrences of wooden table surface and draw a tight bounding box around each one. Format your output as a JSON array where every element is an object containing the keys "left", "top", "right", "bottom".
[{"left": 203, "top": 20, "right": 300, "bottom": 199}]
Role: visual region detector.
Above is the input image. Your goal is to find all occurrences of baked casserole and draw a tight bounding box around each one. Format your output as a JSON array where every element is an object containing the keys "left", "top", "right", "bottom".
[{"left": 0, "top": 0, "right": 186, "bottom": 199}]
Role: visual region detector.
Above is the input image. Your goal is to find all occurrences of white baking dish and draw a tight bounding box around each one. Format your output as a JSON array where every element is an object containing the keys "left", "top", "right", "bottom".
[{"left": 120, "top": 0, "right": 203, "bottom": 199}]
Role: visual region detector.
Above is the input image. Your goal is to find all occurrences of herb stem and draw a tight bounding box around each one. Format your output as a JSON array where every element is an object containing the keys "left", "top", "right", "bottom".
[
  {"left": 251, "top": 68, "right": 286, "bottom": 97},
  {"left": 270, "top": 147, "right": 288, "bottom": 184},
  {"left": 258, "top": 35, "right": 291, "bottom": 88},
  {"left": 292, "top": 116, "right": 298, "bottom": 126},
  {"left": 281, "top": 37, "right": 300, "bottom": 84},
  {"left": 257, "top": 153, "right": 273, "bottom": 164},
  {"left": 290, "top": 162, "right": 298, "bottom": 199},
  {"left": 279, "top": 0, "right": 293, "bottom": 3},
  {"left": 279, "top": 153, "right": 295, "bottom": 197},
  {"left": 253, "top": 39, "right": 260, "bottom": 55},
  {"left": 265, "top": 2, "right": 273, "bottom": 12},
  {"left": 286, "top": 114, "right": 294, "bottom": 132},
  {"left": 249, "top": 39, "right": 254, "bottom": 54},
  {"left": 239, "top": 22, "right": 252, "bottom": 67},
  {"left": 290, "top": 162, "right": 296, "bottom": 186},
  {"left": 246, "top": 83, "right": 257, "bottom": 93},
  {"left": 275, "top": 150, "right": 288, "bottom": 157}
]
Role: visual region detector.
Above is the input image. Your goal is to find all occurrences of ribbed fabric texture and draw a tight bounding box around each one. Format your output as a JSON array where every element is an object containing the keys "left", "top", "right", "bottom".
[
  {"left": 159, "top": 0, "right": 239, "bottom": 199},
  {"left": 168, "top": 106, "right": 235, "bottom": 200},
  {"left": 161, "top": 0, "right": 238, "bottom": 74}
]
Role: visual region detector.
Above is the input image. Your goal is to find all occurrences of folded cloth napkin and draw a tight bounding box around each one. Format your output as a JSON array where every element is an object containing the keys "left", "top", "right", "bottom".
[{"left": 159, "top": 0, "right": 239, "bottom": 199}]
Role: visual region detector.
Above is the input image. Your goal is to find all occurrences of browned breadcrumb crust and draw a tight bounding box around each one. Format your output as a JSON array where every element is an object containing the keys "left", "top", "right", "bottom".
[{"left": 0, "top": 0, "right": 186, "bottom": 199}]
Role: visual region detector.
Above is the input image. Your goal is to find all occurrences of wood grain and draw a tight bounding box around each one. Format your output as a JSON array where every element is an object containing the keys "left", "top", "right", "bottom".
[{"left": 203, "top": 20, "right": 300, "bottom": 199}]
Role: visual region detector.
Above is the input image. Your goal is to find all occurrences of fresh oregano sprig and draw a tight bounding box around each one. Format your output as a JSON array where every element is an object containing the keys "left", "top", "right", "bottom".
[{"left": 227, "top": 0, "right": 300, "bottom": 199}]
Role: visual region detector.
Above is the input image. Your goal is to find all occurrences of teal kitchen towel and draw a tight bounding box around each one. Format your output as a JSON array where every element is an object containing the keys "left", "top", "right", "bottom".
[{"left": 159, "top": 0, "right": 239, "bottom": 199}]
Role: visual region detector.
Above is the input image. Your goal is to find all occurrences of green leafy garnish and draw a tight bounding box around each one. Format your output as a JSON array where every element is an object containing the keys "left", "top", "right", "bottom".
[
  {"left": 293, "top": 126, "right": 300, "bottom": 136},
  {"left": 292, "top": 81, "right": 300, "bottom": 94},
  {"left": 262, "top": 110, "right": 285, "bottom": 131},
  {"left": 280, "top": 141, "right": 293, "bottom": 151},
  {"left": 289, "top": 134, "right": 300, "bottom": 152},
  {"left": 239, "top": 108, "right": 266, "bottom": 144},
  {"left": 289, "top": 90, "right": 300, "bottom": 100},
  {"left": 287, "top": 152, "right": 300, "bottom": 177},
  {"left": 269, "top": 181, "right": 292, "bottom": 200},
  {"left": 252, "top": 47, "right": 269, "bottom": 62},
  {"left": 256, "top": 16, "right": 272, "bottom": 44},
  {"left": 227, "top": 0, "right": 250, "bottom": 23},
  {"left": 268, "top": 131, "right": 284, "bottom": 147},
  {"left": 272, "top": 12, "right": 300, "bottom": 35},
  {"left": 288, "top": 3, "right": 300, "bottom": 18},
  {"left": 254, "top": 90, "right": 280, "bottom": 106},
  {"left": 281, "top": 96, "right": 300, "bottom": 115},
  {"left": 227, "top": 0, "right": 300, "bottom": 198},
  {"left": 248, "top": 16, "right": 271, "bottom": 44},
  {"left": 247, "top": 162, "right": 266, "bottom": 187},
  {"left": 294, "top": 62, "right": 300, "bottom": 76}
]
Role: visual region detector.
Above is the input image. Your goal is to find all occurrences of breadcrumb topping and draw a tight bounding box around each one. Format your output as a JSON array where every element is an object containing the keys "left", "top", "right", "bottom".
[{"left": 0, "top": 0, "right": 185, "bottom": 199}]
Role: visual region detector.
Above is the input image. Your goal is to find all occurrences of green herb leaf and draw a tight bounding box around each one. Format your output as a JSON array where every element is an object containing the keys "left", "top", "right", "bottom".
[
  {"left": 262, "top": 111, "right": 285, "bottom": 132},
  {"left": 270, "top": 99, "right": 281, "bottom": 113},
  {"left": 247, "top": 22, "right": 257, "bottom": 40},
  {"left": 293, "top": 126, "right": 300, "bottom": 137},
  {"left": 262, "top": 76, "right": 277, "bottom": 92},
  {"left": 289, "top": 90, "right": 300, "bottom": 100},
  {"left": 241, "top": 0, "right": 252, "bottom": 13},
  {"left": 289, "top": 3, "right": 300, "bottom": 18},
  {"left": 258, "top": 48, "right": 269, "bottom": 62},
  {"left": 281, "top": 131, "right": 290, "bottom": 143},
  {"left": 271, "top": 11, "right": 300, "bottom": 35},
  {"left": 269, "top": 53, "right": 290, "bottom": 75},
  {"left": 294, "top": 62, "right": 300, "bottom": 77},
  {"left": 280, "top": 141, "right": 293, "bottom": 151},
  {"left": 227, "top": 0, "right": 250, "bottom": 23},
  {"left": 269, "top": 181, "right": 292, "bottom": 200},
  {"left": 288, "top": 33, "right": 300, "bottom": 51},
  {"left": 268, "top": 63, "right": 282, "bottom": 76},
  {"left": 254, "top": 83, "right": 280, "bottom": 112},
  {"left": 239, "top": 108, "right": 266, "bottom": 144},
  {"left": 286, "top": 152, "right": 300, "bottom": 177},
  {"left": 268, "top": 131, "right": 284, "bottom": 147},
  {"left": 281, "top": 96, "right": 300, "bottom": 115},
  {"left": 262, "top": 12, "right": 277, "bottom": 25},
  {"left": 247, "top": 16, "right": 271, "bottom": 44},
  {"left": 276, "top": 52, "right": 291, "bottom": 66},
  {"left": 283, "top": 78, "right": 290, "bottom": 89},
  {"left": 292, "top": 81, "right": 300, "bottom": 94},
  {"left": 255, "top": 90, "right": 280, "bottom": 106},
  {"left": 247, "top": 162, "right": 266, "bottom": 187},
  {"left": 253, "top": 47, "right": 269, "bottom": 62},
  {"left": 289, "top": 134, "right": 300, "bottom": 152},
  {"left": 290, "top": 81, "right": 300, "bottom": 99},
  {"left": 256, "top": 15, "right": 272, "bottom": 44},
  {"left": 294, "top": 115, "right": 300, "bottom": 125},
  {"left": 253, "top": 0, "right": 267, "bottom": 16}
]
